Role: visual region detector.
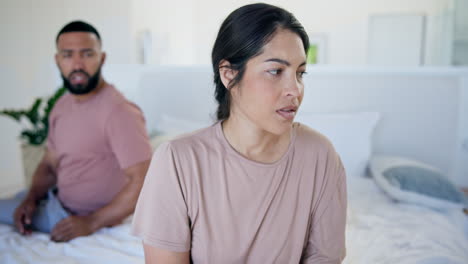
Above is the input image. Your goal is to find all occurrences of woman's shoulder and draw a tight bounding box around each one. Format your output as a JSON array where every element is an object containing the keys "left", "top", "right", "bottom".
[
  {"left": 294, "top": 122, "right": 335, "bottom": 153},
  {"left": 156, "top": 123, "right": 219, "bottom": 154},
  {"left": 294, "top": 122, "right": 345, "bottom": 181}
]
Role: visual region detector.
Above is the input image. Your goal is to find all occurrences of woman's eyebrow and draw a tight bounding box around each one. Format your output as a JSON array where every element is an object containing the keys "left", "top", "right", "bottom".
[
  {"left": 264, "top": 58, "right": 307, "bottom": 67},
  {"left": 264, "top": 58, "right": 290, "bottom": 66}
]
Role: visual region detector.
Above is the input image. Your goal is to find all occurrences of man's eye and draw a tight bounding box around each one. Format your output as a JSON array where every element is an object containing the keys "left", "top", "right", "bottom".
[
  {"left": 62, "top": 53, "right": 72, "bottom": 58},
  {"left": 84, "top": 52, "right": 94, "bottom": 57}
]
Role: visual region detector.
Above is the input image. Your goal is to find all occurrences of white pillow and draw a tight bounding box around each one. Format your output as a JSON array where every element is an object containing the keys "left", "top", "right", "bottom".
[
  {"left": 157, "top": 114, "right": 209, "bottom": 135},
  {"left": 369, "top": 155, "right": 467, "bottom": 210},
  {"left": 149, "top": 134, "right": 176, "bottom": 151},
  {"left": 149, "top": 115, "right": 211, "bottom": 151},
  {"left": 295, "top": 112, "right": 380, "bottom": 177}
]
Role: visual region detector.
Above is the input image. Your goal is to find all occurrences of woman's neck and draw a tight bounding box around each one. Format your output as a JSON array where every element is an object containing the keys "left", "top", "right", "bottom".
[{"left": 222, "top": 114, "right": 292, "bottom": 164}]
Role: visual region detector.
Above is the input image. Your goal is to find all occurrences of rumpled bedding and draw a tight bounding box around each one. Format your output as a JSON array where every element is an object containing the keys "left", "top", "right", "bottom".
[{"left": 1, "top": 177, "right": 467, "bottom": 264}]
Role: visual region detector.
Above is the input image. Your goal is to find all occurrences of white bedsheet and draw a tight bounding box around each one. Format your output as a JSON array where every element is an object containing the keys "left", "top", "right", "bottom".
[
  {"left": 345, "top": 177, "right": 468, "bottom": 264},
  {"left": 1, "top": 178, "right": 467, "bottom": 264},
  {"left": 0, "top": 217, "right": 144, "bottom": 264}
]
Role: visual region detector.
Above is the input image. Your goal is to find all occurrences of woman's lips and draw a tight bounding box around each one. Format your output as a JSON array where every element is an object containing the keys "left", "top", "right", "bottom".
[{"left": 276, "top": 107, "right": 297, "bottom": 121}]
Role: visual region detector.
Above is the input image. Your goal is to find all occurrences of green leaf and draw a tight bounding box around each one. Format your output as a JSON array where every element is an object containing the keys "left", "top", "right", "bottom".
[
  {"left": 2, "top": 86, "right": 66, "bottom": 145},
  {"left": 0, "top": 109, "right": 26, "bottom": 122},
  {"left": 25, "top": 98, "right": 42, "bottom": 126}
]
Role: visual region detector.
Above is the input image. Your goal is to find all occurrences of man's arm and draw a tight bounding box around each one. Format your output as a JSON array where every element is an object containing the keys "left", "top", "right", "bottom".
[
  {"left": 50, "top": 159, "right": 150, "bottom": 242},
  {"left": 14, "top": 149, "right": 57, "bottom": 235},
  {"left": 143, "top": 243, "right": 190, "bottom": 264},
  {"left": 90, "top": 159, "right": 151, "bottom": 228}
]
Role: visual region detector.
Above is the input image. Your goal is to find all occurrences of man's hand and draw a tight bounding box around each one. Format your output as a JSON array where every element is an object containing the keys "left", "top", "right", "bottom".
[
  {"left": 13, "top": 149, "right": 58, "bottom": 236},
  {"left": 13, "top": 197, "right": 37, "bottom": 235},
  {"left": 50, "top": 215, "right": 96, "bottom": 242},
  {"left": 48, "top": 160, "right": 149, "bottom": 242}
]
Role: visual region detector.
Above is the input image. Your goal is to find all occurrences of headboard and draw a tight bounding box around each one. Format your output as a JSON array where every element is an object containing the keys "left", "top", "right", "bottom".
[{"left": 102, "top": 64, "right": 468, "bottom": 186}]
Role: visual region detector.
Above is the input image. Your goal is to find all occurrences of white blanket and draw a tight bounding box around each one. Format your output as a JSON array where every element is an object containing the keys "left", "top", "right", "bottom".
[
  {"left": 0, "top": 217, "right": 143, "bottom": 264},
  {"left": 345, "top": 178, "right": 468, "bottom": 264},
  {"left": 1, "top": 178, "right": 467, "bottom": 264}
]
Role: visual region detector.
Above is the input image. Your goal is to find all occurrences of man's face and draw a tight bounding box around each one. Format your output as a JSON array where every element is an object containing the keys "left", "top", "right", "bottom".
[{"left": 55, "top": 32, "right": 105, "bottom": 95}]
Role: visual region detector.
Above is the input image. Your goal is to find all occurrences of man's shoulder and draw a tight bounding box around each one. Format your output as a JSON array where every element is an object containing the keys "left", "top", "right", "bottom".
[
  {"left": 49, "top": 92, "right": 72, "bottom": 117},
  {"left": 101, "top": 84, "right": 128, "bottom": 107},
  {"left": 51, "top": 85, "right": 143, "bottom": 128},
  {"left": 100, "top": 85, "right": 143, "bottom": 120}
]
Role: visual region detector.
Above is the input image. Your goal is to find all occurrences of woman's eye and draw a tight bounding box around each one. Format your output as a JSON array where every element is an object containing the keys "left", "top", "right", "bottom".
[
  {"left": 297, "top": 71, "right": 307, "bottom": 78},
  {"left": 268, "top": 69, "right": 282, "bottom": 75}
]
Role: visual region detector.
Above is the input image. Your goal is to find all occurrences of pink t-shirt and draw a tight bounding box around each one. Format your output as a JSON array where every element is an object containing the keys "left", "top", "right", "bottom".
[
  {"left": 132, "top": 122, "right": 347, "bottom": 263},
  {"left": 47, "top": 85, "right": 152, "bottom": 215}
]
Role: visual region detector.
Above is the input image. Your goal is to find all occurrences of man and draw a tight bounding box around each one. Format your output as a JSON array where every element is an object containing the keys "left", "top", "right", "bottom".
[{"left": 0, "top": 21, "right": 152, "bottom": 242}]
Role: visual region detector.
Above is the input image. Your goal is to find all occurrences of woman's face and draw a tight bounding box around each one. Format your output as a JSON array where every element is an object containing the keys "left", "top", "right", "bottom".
[{"left": 230, "top": 29, "right": 307, "bottom": 135}]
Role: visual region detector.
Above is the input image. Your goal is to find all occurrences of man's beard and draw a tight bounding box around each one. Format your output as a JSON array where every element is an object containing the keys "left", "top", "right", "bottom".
[{"left": 62, "top": 67, "right": 101, "bottom": 95}]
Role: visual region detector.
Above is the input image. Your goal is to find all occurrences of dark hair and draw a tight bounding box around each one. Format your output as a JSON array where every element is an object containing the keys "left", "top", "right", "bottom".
[
  {"left": 56, "top": 20, "right": 101, "bottom": 45},
  {"left": 211, "top": 3, "right": 309, "bottom": 121}
]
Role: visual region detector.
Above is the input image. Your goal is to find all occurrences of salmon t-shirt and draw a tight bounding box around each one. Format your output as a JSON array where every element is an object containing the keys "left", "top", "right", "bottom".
[
  {"left": 47, "top": 85, "right": 152, "bottom": 215},
  {"left": 132, "top": 122, "right": 347, "bottom": 263}
]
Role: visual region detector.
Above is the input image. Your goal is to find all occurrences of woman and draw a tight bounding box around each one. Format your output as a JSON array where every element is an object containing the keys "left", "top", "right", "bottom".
[{"left": 132, "top": 3, "right": 347, "bottom": 264}]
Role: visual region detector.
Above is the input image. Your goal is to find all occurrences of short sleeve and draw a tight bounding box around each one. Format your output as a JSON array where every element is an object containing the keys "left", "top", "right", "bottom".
[
  {"left": 46, "top": 102, "right": 60, "bottom": 152},
  {"left": 105, "top": 103, "right": 152, "bottom": 169},
  {"left": 46, "top": 120, "right": 56, "bottom": 152},
  {"left": 301, "top": 150, "right": 347, "bottom": 263},
  {"left": 131, "top": 142, "right": 191, "bottom": 252},
  {"left": 46, "top": 98, "right": 59, "bottom": 152}
]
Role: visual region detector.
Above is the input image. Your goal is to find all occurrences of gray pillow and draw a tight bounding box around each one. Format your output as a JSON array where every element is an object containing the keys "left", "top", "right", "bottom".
[{"left": 370, "top": 156, "right": 468, "bottom": 210}]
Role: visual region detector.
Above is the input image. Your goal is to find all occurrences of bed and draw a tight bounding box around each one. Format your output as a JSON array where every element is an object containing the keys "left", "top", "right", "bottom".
[
  {"left": 1, "top": 176, "right": 467, "bottom": 263},
  {"left": 1, "top": 65, "right": 467, "bottom": 263}
]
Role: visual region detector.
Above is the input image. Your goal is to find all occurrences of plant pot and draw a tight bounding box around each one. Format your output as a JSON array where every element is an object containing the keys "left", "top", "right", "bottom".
[{"left": 21, "top": 143, "right": 45, "bottom": 187}]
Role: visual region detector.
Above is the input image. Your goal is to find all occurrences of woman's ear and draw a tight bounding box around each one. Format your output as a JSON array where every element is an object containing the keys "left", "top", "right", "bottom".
[{"left": 219, "top": 60, "right": 236, "bottom": 89}]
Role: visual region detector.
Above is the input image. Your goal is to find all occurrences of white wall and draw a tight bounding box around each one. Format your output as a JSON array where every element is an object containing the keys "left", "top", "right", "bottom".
[
  {"left": 130, "top": 0, "right": 196, "bottom": 64},
  {"left": 453, "top": 0, "right": 468, "bottom": 65},
  {"left": 131, "top": 0, "right": 453, "bottom": 65}
]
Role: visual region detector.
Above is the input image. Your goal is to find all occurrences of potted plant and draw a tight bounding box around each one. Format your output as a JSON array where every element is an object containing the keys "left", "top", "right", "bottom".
[{"left": 0, "top": 87, "right": 66, "bottom": 186}]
